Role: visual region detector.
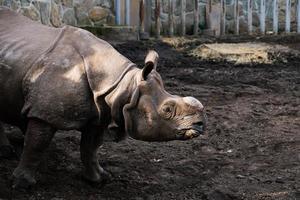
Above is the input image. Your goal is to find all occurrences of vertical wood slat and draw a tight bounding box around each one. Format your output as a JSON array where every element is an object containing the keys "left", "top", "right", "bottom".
[
  {"left": 168, "top": 0, "right": 174, "bottom": 36},
  {"left": 285, "top": 0, "right": 291, "bottom": 33},
  {"left": 125, "top": 0, "right": 130, "bottom": 25},
  {"left": 155, "top": 0, "right": 161, "bottom": 38},
  {"left": 298, "top": 0, "right": 300, "bottom": 33},
  {"left": 181, "top": 0, "right": 186, "bottom": 36},
  {"left": 194, "top": 0, "right": 199, "bottom": 35},
  {"left": 273, "top": 0, "right": 278, "bottom": 34},
  {"left": 234, "top": 0, "right": 239, "bottom": 35},
  {"left": 247, "top": 0, "right": 253, "bottom": 34},
  {"left": 220, "top": 0, "right": 226, "bottom": 35},
  {"left": 139, "top": 0, "right": 145, "bottom": 34},
  {"left": 208, "top": 0, "right": 212, "bottom": 13},
  {"left": 145, "top": 0, "right": 152, "bottom": 33},
  {"left": 115, "top": 0, "right": 121, "bottom": 25},
  {"left": 260, "top": 0, "right": 265, "bottom": 34}
]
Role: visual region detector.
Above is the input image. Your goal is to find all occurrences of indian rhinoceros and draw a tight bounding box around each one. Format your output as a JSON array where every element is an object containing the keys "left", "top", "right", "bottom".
[{"left": 0, "top": 7, "right": 206, "bottom": 188}]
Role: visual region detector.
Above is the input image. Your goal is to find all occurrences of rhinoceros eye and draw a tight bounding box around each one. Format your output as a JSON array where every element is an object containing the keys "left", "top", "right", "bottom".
[
  {"left": 163, "top": 106, "right": 172, "bottom": 113},
  {"left": 160, "top": 101, "right": 176, "bottom": 119}
]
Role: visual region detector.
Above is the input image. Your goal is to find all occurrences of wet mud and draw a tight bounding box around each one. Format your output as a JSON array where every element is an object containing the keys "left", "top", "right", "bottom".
[{"left": 0, "top": 36, "right": 299, "bottom": 200}]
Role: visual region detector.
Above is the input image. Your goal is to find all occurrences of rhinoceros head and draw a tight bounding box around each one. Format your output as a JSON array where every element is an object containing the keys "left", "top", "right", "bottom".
[{"left": 122, "top": 51, "right": 206, "bottom": 141}]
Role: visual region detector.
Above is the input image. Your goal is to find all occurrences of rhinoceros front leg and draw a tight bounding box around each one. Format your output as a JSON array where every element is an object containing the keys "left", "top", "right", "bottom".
[
  {"left": 80, "top": 125, "right": 111, "bottom": 183},
  {"left": 12, "top": 119, "right": 56, "bottom": 189},
  {"left": 0, "top": 123, "right": 16, "bottom": 159}
]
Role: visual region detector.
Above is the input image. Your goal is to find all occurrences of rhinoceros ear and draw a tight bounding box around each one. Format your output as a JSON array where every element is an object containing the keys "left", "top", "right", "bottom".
[{"left": 142, "top": 50, "right": 159, "bottom": 80}]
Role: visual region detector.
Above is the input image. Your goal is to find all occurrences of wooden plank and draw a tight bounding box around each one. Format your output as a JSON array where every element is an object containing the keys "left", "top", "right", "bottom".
[
  {"left": 260, "top": 0, "right": 265, "bottom": 34},
  {"left": 285, "top": 0, "right": 291, "bottom": 33},
  {"left": 115, "top": 0, "right": 121, "bottom": 25},
  {"left": 194, "top": 0, "right": 199, "bottom": 35},
  {"left": 168, "top": 0, "right": 174, "bottom": 36},
  {"left": 139, "top": 0, "right": 145, "bottom": 33},
  {"left": 234, "top": 0, "right": 239, "bottom": 35},
  {"left": 220, "top": 0, "right": 226, "bottom": 35},
  {"left": 208, "top": 0, "right": 212, "bottom": 13},
  {"left": 145, "top": 0, "right": 152, "bottom": 33},
  {"left": 247, "top": 0, "right": 253, "bottom": 34},
  {"left": 181, "top": 0, "right": 186, "bottom": 36},
  {"left": 273, "top": 0, "right": 278, "bottom": 34},
  {"left": 297, "top": 0, "right": 300, "bottom": 33},
  {"left": 155, "top": 0, "right": 161, "bottom": 38},
  {"left": 125, "top": 0, "right": 130, "bottom": 25}
]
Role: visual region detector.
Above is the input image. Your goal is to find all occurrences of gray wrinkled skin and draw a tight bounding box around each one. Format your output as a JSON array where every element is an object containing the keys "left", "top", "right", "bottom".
[{"left": 0, "top": 7, "right": 206, "bottom": 189}]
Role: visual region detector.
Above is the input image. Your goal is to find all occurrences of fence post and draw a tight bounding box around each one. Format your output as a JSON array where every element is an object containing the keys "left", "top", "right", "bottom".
[
  {"left": 194, "top": 0, "right": 199, "bottom": 35},
  {"left": 168, "top": 0, "right": 174, "bottom": 36},
  {"left": 181, "top": 0, "right": 186, "bottom": 36},
  {"left": 247, "top": 0, "right": 253, "bottom": 34},
  {"left": 139, "top": 0, "right": 145, "bottom": 34},
  {"left": 285, "top": 0, "right": 291, "bottom": 33},
  {"left": 273, "top": 0, "right": 278, "bottom": 34},
  {"left": 234, "top": 0, "right": 239, "bottom": 35},
  {"left": 220, "top": 0, "right": 226, "bottom": 35},
  {"left": 125, "top": 0, "right": 130, "bottom": 25},
  {"left": 260, "top": 0, "right": 265, "bottom": 34},
  {"left": 298, "top": 0, "right": 300, "bottom": 33},
  {"left": 155, "top": 0, "right": 161, "bottom": 38},
  {"left": 115, "top": 0, "right": 121, "bottom": 25},
  {"left": 144, "top": 0, "right": 152, "bottom": 33}
]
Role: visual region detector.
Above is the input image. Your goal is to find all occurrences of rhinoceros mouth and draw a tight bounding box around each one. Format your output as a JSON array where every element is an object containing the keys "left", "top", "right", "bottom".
[{"left": 176, "top": 123, "right": 205, "bottom": 140}]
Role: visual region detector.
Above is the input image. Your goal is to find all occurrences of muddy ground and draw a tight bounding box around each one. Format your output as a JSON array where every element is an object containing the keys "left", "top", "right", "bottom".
[{"left": 0, "top": 35, "right": 299, "bottom": 200}]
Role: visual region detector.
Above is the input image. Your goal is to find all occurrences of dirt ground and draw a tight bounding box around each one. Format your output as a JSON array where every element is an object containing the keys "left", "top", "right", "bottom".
[{"left": 0, "top": 35, "right": 299, "bottom": 200}]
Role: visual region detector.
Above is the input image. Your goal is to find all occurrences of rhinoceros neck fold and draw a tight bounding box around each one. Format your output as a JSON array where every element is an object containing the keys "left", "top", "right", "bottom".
[{"left": 104, "top": 67, "right": 142, "bottom": 140}]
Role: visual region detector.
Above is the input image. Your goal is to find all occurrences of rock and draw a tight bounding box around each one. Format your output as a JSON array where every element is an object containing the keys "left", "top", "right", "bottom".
[
  {"left": 50, "top": 0, "right": 61, "bottom": 27},
  {"left": 208, "top": 189, "right": 235, "bottom": 200},
  {"left": 11, "top": 0, "right": 20, "bottom": 11},
  {"left": 76, "top": 12, "right": 92, "bottom": 26},
  {"left": 20, "top": 0, "right": 30, "bottom": 7},
  {"left": 1, "top": 0, "right": 11, "bottom": 7},
  {"left": 93, "top": 0, "right": 112, "bottom": 9},
  {"left": 88, "top": 6, "right": 109, "bottom": 22},
  {"left": 61, "top": 0, "right": 73, "bottom": 7},
  {"left": 62, "top": 8, "right": 76, "bottom": 25},
  {"left": 20, "top": 4, "right": 40, "bottom": 21},
  {"left": 35, "top": 0, "right": 51, "bottom": 25},
  {"left": 106, "top": 14, "right": 115, "bottom": 25},
  {"left": 74, "top": 0, "right": 93, "bottom": 13}
]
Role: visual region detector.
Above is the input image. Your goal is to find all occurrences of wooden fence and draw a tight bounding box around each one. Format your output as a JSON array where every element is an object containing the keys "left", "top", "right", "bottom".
[{"left": 131, "top": 0, "right": 300, "bottom": 37}]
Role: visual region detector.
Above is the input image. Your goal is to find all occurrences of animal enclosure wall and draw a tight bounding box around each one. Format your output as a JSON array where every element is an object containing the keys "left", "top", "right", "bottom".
[
  {"left": 0, "top": 0, "right": 299, "bottom": 37},
  {"left": 136, "top": 0, "right": 300, "bottom": 36}
]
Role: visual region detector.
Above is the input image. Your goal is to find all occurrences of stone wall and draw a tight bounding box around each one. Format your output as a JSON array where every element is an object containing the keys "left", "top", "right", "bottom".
[{"left": 0, "top": 0, "right": 115, "bottom": 27}]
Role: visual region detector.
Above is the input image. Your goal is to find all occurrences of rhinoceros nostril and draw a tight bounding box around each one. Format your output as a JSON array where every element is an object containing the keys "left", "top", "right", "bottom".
[
  {"left": 192, "top": 121, "right": 205, "bottom": 133},
  {"left": 194, "top": 121, "right": 203, "bottom": 127}
]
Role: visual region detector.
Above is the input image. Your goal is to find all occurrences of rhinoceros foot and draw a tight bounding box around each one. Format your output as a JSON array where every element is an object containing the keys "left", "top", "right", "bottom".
[
  {"left": 12, "top": 168, "right": 36, "bottom": 189},
  {"left": 82, "top": 168, "right": 112, "bottom": 185},
  {"left": 0, "top": 145, "right": 17, "bottom": 160}
]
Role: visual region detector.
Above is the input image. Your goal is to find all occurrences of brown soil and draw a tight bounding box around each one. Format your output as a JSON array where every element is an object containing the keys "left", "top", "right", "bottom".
[{"left": 0, "top": 36, "right": 299, "bottom": 200}]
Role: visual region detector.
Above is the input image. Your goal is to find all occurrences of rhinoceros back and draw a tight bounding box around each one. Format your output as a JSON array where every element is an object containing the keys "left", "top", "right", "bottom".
[
  {"left": 0, "top": 7, "right": 63, "bottom": 125},
  {"left": 0, "top": 7, "right": 62, "bottom": 71}
]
